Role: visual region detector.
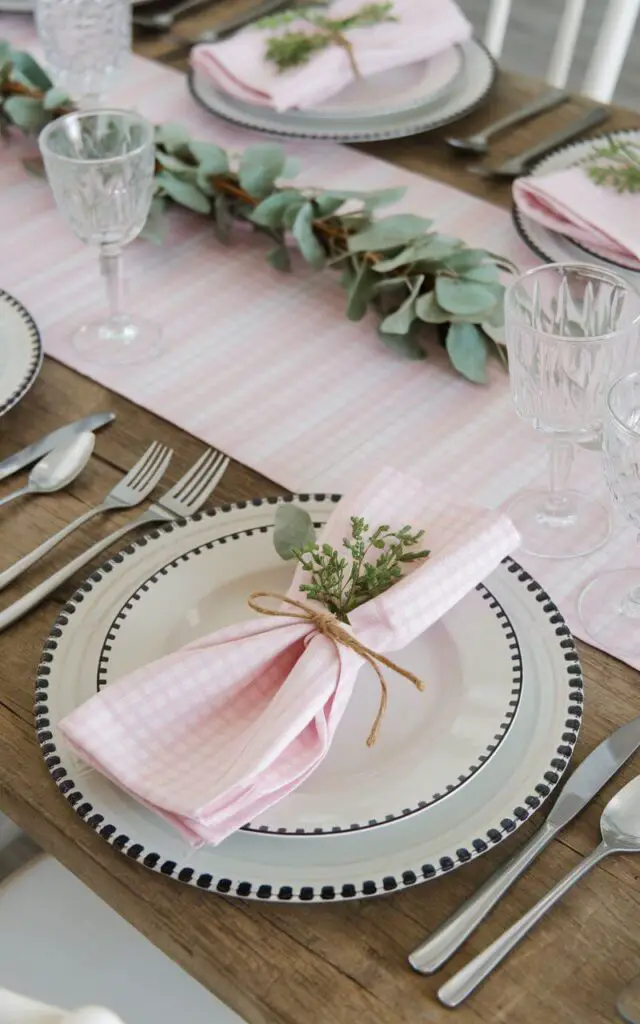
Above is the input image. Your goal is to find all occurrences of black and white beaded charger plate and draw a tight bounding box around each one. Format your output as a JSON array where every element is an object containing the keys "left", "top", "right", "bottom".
[
  {"left": 37, "top": 497, "right": 582, "bottom": 903},
  {"left": 0, "top": 290, "right": 42, "bottom": 417},
  {"left": 513, "top": 128, "right": 640, "bottom": 281}
]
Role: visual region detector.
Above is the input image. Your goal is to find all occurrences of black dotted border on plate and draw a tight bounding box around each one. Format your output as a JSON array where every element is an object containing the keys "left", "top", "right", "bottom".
[
  {"left": 512, "top": 128, "right": 640, "bottom": 275},
  {"left": 186, "top": 41, "right": 498, "bottom": 144},
  {"left": 0, "top": 290, "right": 43, "bottom": 418},
  {"left": 34, "top": 497, "right": 582, "bottom": 903},
  {"left": 94, "top": 527, "right": 523, "bottom": 836}
]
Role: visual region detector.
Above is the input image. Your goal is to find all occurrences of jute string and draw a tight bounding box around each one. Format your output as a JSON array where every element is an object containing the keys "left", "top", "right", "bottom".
[{"left": 247, "top": 592, "right": 425, "bottom": 747}]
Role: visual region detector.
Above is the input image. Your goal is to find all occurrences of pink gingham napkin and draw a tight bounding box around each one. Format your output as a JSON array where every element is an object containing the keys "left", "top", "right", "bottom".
[
  {"left": 60, "top": 468, "right": 519, "bottom": 846},
  {"left": 513, "top": 167, "right": 640, "bottom": 267},
  {"left": 190, "top": 0, "right": 472, "bottom": 112}
]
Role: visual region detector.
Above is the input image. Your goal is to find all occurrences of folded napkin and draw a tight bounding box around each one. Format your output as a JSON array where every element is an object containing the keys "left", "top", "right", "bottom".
[
  {"left": 0, "top": 989, "right": 124, "bottom": 1024},
  {"left": 513, "top": 167, "right": 640, "bottom": 267},
  {"left": 190, "top": 0, "right": 472, "bottom": 112},
  {"left": 60, "top": 468, "right": 519, "bottom": 846}
]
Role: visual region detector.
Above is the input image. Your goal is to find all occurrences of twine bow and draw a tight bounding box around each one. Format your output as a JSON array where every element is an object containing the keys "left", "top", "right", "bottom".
[{"left": 247, "top": 591, "right": 425, "bottom": 747}]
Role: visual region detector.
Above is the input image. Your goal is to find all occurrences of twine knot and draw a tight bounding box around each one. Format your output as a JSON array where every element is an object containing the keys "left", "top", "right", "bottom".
[{"left": 247, "top": 591, "right": 424, "bottom": 746}]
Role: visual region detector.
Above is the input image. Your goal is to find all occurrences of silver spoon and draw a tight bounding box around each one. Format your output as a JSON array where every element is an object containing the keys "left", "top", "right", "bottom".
[
  {"left": 0, "top": 432, "right": 95, "bottom": 510},
  {"left": 133, "top": 0, "right": 216, "bottom": 31},
  {"left": 438, "top": 774, "right": 640, "bottom": 1007},
  {"left": 445, "top": 89, "right": 569, "bottom": 156}
]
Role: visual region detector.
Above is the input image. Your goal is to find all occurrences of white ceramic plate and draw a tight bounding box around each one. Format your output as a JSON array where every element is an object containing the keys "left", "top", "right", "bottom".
[
  {"left": 0, "top": 290, "right": 42, "bottom": 417},
  {"left": 97, "top": 520, "right": 523, "bottom": 836},
  {"left": 37, "top": 496, "right": 582, "bottom": 902},
  {"left": 188, "top": 37, "right": 496, "bottom": 142},
  {"left": 513, "top": 128, "right": 640, "bottom": 280}
]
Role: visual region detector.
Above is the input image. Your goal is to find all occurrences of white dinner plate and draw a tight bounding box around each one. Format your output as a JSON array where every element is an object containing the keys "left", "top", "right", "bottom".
[
  {"left": 513, "top": 128, "right": 640, "bottom": 280},
  {"left": 0, "top": 290, "right": 42, "bottom": 417},
  {"left": 188, "top": 37, "right": 497, "bottom": 142},
  {"left": 37, "top": 496, "right": 582, "bottom": 902}
]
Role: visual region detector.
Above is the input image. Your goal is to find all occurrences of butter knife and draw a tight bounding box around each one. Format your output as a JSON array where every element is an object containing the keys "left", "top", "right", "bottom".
[
  {"left": 409, "top": 714, "right": 640, "bottom": 974},
  {"left": 0, "top": 412, "right": 115, "bottom": 482}
]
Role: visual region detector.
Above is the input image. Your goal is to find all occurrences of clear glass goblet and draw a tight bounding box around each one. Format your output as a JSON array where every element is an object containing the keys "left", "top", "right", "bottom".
[
  {"left": 579, "top": 371, "right": 640, "bottom": 655},
  {"left": 35, "top": 0, "right": 130, "bottom": 109},
  {"left": 39, "top": 109, "right": 162, "bottom": 366},
  {"left": 504, "top": 263, "right": 640, "bottom": 559}
]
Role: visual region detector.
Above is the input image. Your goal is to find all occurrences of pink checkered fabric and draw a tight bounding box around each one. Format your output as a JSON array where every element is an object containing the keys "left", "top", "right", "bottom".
[{"left": 60, "top": 469, "right": 519, "bottom": 845}]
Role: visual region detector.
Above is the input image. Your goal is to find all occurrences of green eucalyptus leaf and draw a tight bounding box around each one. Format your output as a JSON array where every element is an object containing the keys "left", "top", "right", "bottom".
[
  {"left": 459, "top": 263, "right": 500, "bottom": 284},
  {"left": 141, "top": 196, "right": 167, "bottom": 244},
  {"left": 213, "top": 193, "right": 232, "bottom": 242},
  {"left": 379, "top": 275, "right": 424, "bottom": 334},
  {"left": 362, "top": 186, "right": 406, "bottom": 212},
  {"left": 189, "top": 140, "right": 229, "bottom": 175},
  {"left": 251, "top": 189, "right": 302, "bottom": 229},
  {"left": 238, "top": 143, "right": 286, "bottom": 197},
  {"left": 292, "top": 202, "right": 325, "bottom": 267},
  {"left": 415, "top": 290, "right": 452, "bottom": 324},
  {"left": 313, "top": 193, "right": 348, "bottom": 217},
  {"left": 481, "top": 297, "right": 505, "bottom": 328},
  {"left": 0, "top": 42, "right": 12, "bottom": 65},
  {"left": 442, "top": 248, "right": 497, "bottom": 272},
  {"left": 372, "top": 244, "right": 421, "bottom": 273},
  {"left": 155, "top": 122, "right": 192, "bottom": 153},
  {"left": 377, "top": 323, "right": 426, "bottom": 360},
  {"left": 346, "top": 263, "right": 376, "bottom": 321},
  {"left": 282, "top": 199, "right": 305, "bottom": 230},
  {"left": 435, "top": 275, "right": 500, "bottom": 316},
  {"left": 42, "top": 86, "right": 69, "bottom": 111},
  {"left": 156, "top": 150, "right": 193, "bottom": 173},
  {"left": 348, "top": 214, "right": 435, "bottom": 253},
  {"left": 281, "top": 156, "right": 301, "bottom": 178},
  {"left": 4, "top": 95, "right": 47, "bottom": 131},
  {"left": 156, "top": 172, "right": 211, "bottom": 214},
  {"left": 273, "top": 503, "right": 316, "bottom": 560},
  {"left": 9, "top": 51, "right": 52, "bottom": 91},
  {"left": 445, "top": 322, "right": 488, "bottom": 384},
  {"left": 267, "top": 244, "right": 291, "bottom": 272}
]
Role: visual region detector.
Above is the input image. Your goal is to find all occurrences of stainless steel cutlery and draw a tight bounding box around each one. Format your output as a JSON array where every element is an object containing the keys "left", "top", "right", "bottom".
[
  {"left": 469, "top": 106, "right": 609, "bottom": 179},
  {"left": 0, "top": 441, "right": 173, "bottom": 590},
  {"left": 446, "top": 88, "right": 570, "bottom": 155},
  {"left": 409, "top": 714, "right": 640, "bottom": 975},
  {"left": 0, "top": 448, "right": 228, "bottom": 631},
  {"left": 437, "top": 775, "right": 640, "bottom": 1006},
  {"left": 133, "top": 0, "right": 289, "bottom": 37},
  {"left": 0, "top": 433, "right": 95, "bottom": 510},
  {"left": 0, "top": 412, "right": 114, "bottom": 482},
  {"left": 133, "top": 0, "right": 222, "bottom": 30}
]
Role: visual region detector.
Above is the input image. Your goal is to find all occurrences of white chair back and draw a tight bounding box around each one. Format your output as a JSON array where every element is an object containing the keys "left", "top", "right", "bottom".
[
  {"left": 483, "top": 0, "right": 640, "bottom": 102},
  {"left": 0, "top": 990, "right": 124, "bottom": 1024}
]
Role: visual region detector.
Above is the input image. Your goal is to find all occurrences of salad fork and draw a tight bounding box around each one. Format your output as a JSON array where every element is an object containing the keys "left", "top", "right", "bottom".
[
  {"left": 0, "top": 449, "right": 229, "bottom": 631},
  {"left": 0, "top": 441, "right": 173, "bottom": 591}
]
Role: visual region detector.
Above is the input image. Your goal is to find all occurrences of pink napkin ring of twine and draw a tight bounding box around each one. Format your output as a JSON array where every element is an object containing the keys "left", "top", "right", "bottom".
[{"left": 247, "top": 591, "right": 425, "bottom": 747}]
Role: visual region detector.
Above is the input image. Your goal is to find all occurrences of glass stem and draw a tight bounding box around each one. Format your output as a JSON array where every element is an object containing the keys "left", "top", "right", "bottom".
[
  {"left": 100, "top": 243, "right": 124, "bottom": 322},
  {"left": 545, "top": 440, "right": 574, "bottom": 514}
]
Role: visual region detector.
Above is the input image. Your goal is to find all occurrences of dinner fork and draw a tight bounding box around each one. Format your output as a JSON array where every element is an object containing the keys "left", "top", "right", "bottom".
[
  {"left": 0, "top": 442, "right": 173, "bottom": 592},
  {"left": 0, "top": 449, "right": 229, "bottom": 632}
]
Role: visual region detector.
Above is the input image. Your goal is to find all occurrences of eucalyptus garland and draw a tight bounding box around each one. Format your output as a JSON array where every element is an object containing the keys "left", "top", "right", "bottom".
[{"left": 0, "top": 39, "right": 514, "bottom": 383}]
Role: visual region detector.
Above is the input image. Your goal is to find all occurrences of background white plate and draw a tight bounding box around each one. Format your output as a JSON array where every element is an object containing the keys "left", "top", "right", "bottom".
[
  {"left": 513, "top": 128, "right": 640, "bottom": 281},
  {"left": 188, "top": 38, "right": 497, "bottom": 142},
  {"left": 0, "top": 290, "right": 42, "bottom": 418},
  {"left": 98, "top": 521, "right": 523, "bottom": 835},
  {"left": 37, "top": 497, "right": 582, "bottom": 902}
]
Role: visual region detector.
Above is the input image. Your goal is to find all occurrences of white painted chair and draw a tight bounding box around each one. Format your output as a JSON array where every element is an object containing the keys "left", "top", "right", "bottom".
[
  {"left": 0, "top": 845, "right": 245, "bottom": 1024},
  {"left": 483, "top": 0, "right": 640, "bottom": 102}
]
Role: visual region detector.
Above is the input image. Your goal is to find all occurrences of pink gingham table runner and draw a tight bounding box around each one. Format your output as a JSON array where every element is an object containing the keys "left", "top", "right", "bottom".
[
  {"left": 0, "top": 17, "right": 638, "bottom": 674},
  {"left": 60, "top": 468, "right": 520, "bottom": 845}
]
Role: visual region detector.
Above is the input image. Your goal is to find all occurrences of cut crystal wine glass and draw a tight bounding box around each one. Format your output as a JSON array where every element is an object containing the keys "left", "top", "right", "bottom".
[
  {"left": 39, "top": 109, "right": 162, "bottom": 365},
  {"left": 35, "top": 0, "right": 130, "bottom": 109},
  {"left": 504, "top": 263, "right": 640, "bottom": 559},
  {"left": 579, "top": 371, "right": 640, "bottom": 654}
]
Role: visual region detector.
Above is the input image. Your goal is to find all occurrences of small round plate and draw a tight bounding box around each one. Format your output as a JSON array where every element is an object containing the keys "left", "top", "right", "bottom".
[
  {"left": 513, "top": 128, "right": 640, "bottom": 278},
  {"left": 0, "top": 290, "right": 43, "bottom": 417}
]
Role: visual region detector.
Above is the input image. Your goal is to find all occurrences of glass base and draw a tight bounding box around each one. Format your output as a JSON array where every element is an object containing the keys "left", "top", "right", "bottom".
[
  {"left": 507, "top": 489, "right": 611, "bottom": 559},
  {"left": 73, "top": 315, "right": 163, "bottom": 366},
  {"left": 579, "top": 570, "right": 640, "bottom": 655}
]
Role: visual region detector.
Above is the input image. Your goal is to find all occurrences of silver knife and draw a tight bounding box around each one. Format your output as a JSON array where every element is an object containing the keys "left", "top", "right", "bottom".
[
  {"left": 0, "top": 412, "right": 115, "bottom": 482},
  {"left": 409, "top": 714, "right": 640, "bottom": 974}
]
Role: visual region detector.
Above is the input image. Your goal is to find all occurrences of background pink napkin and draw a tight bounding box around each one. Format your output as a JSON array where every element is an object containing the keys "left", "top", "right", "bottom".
[
  {"left": 513, "top": 167, "right": 640, "bottom": 267},
  {"left": 60, "top": 468, "right": 519, "bottom": 846},
  {"left": 190, "top": 0, "right": 472, "bottom": 112}
]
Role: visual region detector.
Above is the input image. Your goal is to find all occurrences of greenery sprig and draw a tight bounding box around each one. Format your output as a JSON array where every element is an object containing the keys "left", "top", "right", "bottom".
[
  {"left": 273, "top": 503, "right": 429, "bottom": 620},
  {"left": 586, "top": 137, "right": 640, "bottom": 194},
  {"left": 0, "top": 39, "right": 514, "bottom": 383},
  {"left": 257, "top": 2, "right": 396, "bottom": 77}
]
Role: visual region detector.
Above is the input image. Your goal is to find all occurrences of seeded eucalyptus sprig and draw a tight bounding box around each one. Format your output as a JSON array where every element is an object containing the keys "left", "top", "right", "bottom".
[
  {"left": 273, "top": 504, "right": 429, "bottom": 621},
  {"left": 0, "top": 39, "right": 515, "bottom": 383}
]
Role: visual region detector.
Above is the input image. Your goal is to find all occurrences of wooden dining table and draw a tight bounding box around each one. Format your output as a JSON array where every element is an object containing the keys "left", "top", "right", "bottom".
[{"left": 0, "top": 4, "right": 639, "bottom": 1022}]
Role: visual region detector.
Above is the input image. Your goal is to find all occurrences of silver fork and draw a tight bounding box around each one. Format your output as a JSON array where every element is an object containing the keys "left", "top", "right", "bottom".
[
  {"left": 0, "top": 442, "right": 173, "bottom": 592},
  {"left": 0, "top": 449, "right": 229, "bottom": 632}
]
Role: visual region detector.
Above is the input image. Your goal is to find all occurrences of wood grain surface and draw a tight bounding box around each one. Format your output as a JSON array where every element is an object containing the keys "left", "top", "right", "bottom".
[{"left": 0, "top": 6, "right": 638, "bottom": 1022}]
